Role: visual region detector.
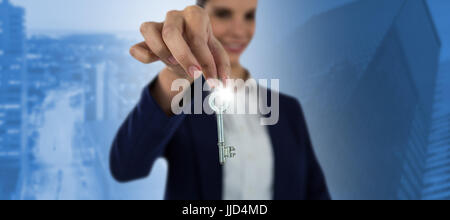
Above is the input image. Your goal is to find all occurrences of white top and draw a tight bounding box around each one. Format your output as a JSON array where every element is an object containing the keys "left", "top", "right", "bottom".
[{"left": 222, "top": 81, "right": 275, "bottom": 200}]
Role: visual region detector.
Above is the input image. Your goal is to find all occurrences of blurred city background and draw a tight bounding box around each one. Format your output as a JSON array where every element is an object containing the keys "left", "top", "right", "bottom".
[{"left": 0, "top": 0, "right": 449, "bottom": 199}]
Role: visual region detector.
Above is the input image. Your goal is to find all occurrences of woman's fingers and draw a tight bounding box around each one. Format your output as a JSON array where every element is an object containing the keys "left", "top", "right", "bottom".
[
  {"left": 130, "top": 42, "right": 160, "bottom": 64},
  {"left": 131, "top": 5, "right": 231, "bottom": 87},
  {"left": 162, "top": 10, "right": 203, "bottom": 79},
  {"left": 183, "top": 6, "right": 218, "bottom": 83},
  {"left": 140, "top": 22, "right": 178, "bottom": 66},
  {"left": 208, "top": 32, "right": 231, "bottom": 84}
]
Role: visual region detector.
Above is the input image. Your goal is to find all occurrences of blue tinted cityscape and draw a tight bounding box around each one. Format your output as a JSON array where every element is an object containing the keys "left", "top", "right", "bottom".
[{"left": 0, "top": 0, "right": 449, "bottom": 199}]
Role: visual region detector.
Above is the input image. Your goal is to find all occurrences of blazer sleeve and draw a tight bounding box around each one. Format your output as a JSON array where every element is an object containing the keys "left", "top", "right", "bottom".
[
  {"left": 293, "top": 99, "right": 331, "bottom": 200},
  {"left": 109, "top": 79, "right": 186, "bottom": 182}
]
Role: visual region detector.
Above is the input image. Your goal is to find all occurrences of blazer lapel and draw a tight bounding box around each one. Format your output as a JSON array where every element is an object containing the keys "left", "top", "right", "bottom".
[
  {"left": 261, "top": 86, "right": 287, "bottom": 200},
  {"left": 267, "top": 119, "right": 287, "bottom": 200}
]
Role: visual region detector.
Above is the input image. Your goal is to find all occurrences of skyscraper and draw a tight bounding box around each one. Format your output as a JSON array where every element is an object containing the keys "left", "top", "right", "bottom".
[
  {"left": 273, "top": 0, "right": 441, "bottom": 199},
  {"left": 0, "top": 0, "right": 26, "bottom": 199},
  {"left": 422, "top": 60, "right": 450, "bottom": 199}
]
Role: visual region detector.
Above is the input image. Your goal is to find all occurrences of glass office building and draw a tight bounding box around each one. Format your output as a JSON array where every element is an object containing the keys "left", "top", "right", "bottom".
[
  {"left": 422, "top": 60, "right": 450, "bottom": 200},
  {"left": 273, "top": 0, "right": 441, "bottom": 199},
  {"left": 0, "top": 0, "right": 26, "bottom": 199}
]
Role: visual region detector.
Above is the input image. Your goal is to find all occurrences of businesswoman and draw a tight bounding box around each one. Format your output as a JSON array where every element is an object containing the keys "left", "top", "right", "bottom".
[{"left": 110, "top": 0, "right": 330, "bottom": 200}]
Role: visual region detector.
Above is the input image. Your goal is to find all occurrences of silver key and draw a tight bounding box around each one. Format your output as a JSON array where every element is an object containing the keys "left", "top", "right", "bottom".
[{"left": 209, "top": 90, "right": 236, "bottom": 165}]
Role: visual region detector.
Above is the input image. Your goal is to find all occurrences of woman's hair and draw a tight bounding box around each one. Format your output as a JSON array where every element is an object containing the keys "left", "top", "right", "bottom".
[{"left": 196, "top": 0, "right": 208, "bottom": 8}]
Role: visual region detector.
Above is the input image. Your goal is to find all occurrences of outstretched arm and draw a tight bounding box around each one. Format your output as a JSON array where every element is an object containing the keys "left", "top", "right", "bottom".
[{"left": 109, "top": 81, "right": 185, "bottom": 182}]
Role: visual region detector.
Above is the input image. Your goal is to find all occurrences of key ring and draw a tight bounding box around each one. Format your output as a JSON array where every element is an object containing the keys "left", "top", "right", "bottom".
[{"left": 209, "top": 87, "right": 232, "bottom": 113}]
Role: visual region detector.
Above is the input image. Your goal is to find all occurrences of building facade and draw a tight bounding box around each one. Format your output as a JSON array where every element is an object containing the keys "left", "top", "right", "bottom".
[
  {"left": 273, "top": 0, "right": 441, "bottom": 199},
  {"left": 0, "top": 0, "right": 26, "bottom": 199},
  {"left": 422, "top": 60, "right": 450, "bottom": 200}
]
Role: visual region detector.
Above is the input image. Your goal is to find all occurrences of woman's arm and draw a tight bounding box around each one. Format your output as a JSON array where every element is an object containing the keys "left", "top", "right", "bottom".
[
  {"left": 109, "top": 5, "right": 231, "bottom": 182},
  {"left": 109, "top": 79, "right": 186, "bottom": 182},
  {"left": 305, "top": 138, "right": 331, "bottom": 200},
  {"left": 292, "top": 99, "right": 331, "bottom": 200}
]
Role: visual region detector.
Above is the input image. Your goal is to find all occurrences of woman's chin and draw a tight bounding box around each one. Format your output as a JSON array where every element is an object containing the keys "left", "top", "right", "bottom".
[{"left": 229, "top": 56, "right": 241, "bottom": 66}]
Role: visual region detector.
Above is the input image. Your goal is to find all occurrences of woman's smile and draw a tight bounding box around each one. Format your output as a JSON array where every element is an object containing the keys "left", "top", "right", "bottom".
[{"left": 223, "top": 42, "right": 247, "bottom": 54}]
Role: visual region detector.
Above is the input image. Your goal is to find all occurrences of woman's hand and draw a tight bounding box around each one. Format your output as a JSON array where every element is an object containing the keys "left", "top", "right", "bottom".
[
  {"left": 130, "top": 5, "right": 230, "bottom": 84},
  {"left": 130, "top": 5, "right": 230, "bottom": 116}
]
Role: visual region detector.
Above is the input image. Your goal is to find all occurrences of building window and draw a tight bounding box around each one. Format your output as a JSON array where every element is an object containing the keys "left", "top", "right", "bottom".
[
  {"left": 7, "top": 129, "right": 20, "bottom": 135},
  {"left": 8, "top": 80, "right": 20, "bottom": 85},
  {"left": 2, "top": 104, "right": 20, "bottom": 109},
  {"left": 10, "top": 64, "right": 20, "bottom": 70}
]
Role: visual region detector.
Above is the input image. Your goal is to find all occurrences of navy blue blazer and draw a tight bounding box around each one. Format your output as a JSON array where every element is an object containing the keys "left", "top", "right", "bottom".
[{"left": 109, "top": 78, "right": 330, "bottom": 200}]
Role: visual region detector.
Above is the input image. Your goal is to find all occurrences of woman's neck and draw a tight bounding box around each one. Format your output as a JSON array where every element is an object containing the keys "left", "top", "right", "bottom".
[{"left": 230, "top": 63, "right": 249, "bottom": 81}]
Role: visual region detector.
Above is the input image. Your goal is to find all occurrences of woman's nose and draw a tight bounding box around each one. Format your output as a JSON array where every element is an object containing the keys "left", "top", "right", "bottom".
[{"left": 229, "top": 19, "right": 247, "bottom": 38}]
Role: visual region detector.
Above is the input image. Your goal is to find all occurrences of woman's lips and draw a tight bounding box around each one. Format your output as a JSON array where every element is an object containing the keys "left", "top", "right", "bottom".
[{"left": 223, "top": 43, "right": 246, "bottom": 54}]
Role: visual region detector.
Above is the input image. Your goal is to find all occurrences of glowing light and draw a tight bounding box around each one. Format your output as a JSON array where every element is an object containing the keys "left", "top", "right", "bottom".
[{"left": 209, "top": 85, "right": 234, "bottom": 113}]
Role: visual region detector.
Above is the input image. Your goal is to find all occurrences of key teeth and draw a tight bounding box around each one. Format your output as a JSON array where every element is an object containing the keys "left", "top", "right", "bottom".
[
  {"left": 226, "top": 146, "right": 236, "bottom": 159},
  {"left": 229, "top": 146, "right": 236, "bottom": 158},
  {"left": 220, "top": 146, "right": 236, "bottom": 165}
]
